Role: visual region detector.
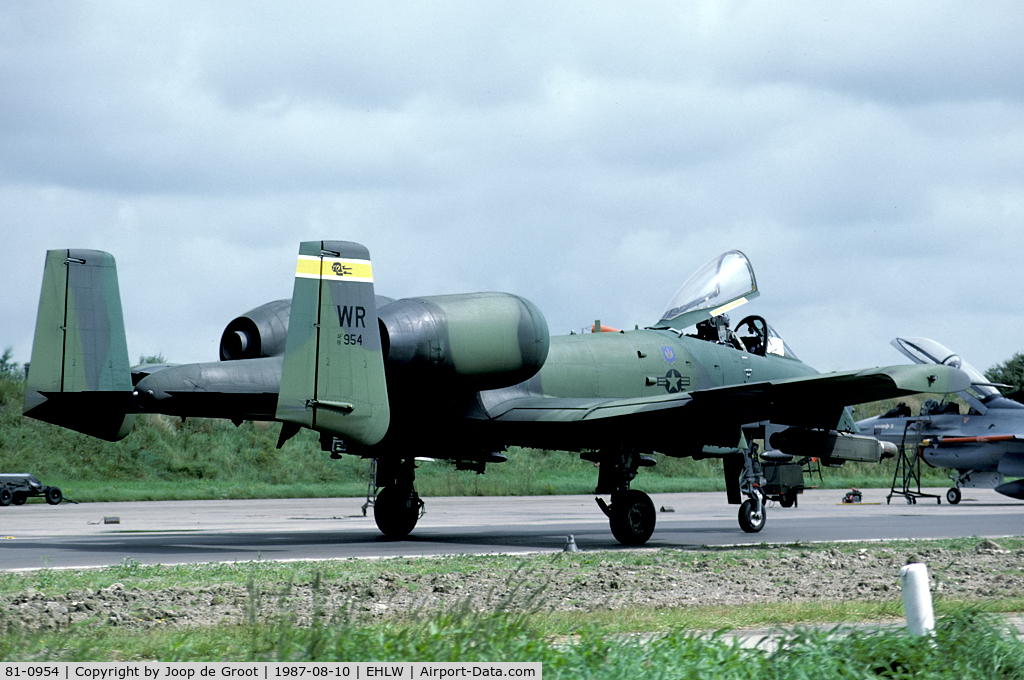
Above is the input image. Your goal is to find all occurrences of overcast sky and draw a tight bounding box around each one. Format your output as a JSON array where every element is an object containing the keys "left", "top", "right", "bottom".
[{"left": 2, "top": 1, "right": 1022, "bottom": 377}]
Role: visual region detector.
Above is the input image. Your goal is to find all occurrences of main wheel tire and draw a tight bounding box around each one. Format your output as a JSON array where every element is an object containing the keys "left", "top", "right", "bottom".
[
  {"left": 738, "top": 498, "right": 766, "bottom": 533},
  {"left": 608, "top": 490, "right": 656, "bottom": 545},
  {"left": 45, "top": 487, "right": 62, "bottom": 505},
  {"left": 0, "top": 488, "right": 11, "bottom": 506},
  {"left": 11, "top": 492, "right": 27, "bottom": 506},
  {"left": 946, "top": 487, "right": 961, "bottom": 505},
  {"left": 373, "top": 486, "right": 421, "bottom": 539}
]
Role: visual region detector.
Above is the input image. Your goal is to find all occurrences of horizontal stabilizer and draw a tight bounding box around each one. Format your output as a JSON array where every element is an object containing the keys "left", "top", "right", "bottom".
[{"left": 23, "top": 249, "right": 135, "bottom": 441}]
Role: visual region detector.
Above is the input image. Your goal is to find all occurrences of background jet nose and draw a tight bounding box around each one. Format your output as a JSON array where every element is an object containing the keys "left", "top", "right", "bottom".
[{"left": 132, "top": 386, "right": 158, "bottom": 410}]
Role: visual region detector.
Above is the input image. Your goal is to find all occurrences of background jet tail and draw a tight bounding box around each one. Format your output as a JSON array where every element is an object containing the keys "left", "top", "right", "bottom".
[
  {"left": 275, "top": 241, "right": 390, "bottom": 447},
  {"left": 23, "top": 249, "right": 136, "bottom": 441}
]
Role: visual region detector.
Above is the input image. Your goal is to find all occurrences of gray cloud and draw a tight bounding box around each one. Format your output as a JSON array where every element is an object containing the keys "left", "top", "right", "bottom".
[{"left": 2, "top": 1, "right": 1022, "bottom": 377}]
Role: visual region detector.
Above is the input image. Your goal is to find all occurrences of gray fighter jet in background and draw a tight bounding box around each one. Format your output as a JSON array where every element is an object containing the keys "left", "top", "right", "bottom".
[{"left": 857, "top": 337, "right": 1024, "bottom": 504}]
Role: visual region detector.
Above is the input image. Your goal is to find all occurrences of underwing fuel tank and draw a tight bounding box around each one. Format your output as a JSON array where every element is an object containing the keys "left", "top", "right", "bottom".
[
  {"left": 769, "top": 428, "right": 897, "bottom": 463},
  {"left": 378, "top": 293, "right": 550, "bottom": 391},
  {"left": 995, "top": 479, "right": 1024, "bottom": 500}
]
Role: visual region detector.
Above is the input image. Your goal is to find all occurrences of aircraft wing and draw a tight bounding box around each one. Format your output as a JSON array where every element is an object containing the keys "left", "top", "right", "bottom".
[
  {"left": 682, "top": 363, "right": 971, "bottom": 429},
  {"left": 485, "top": 364, "right": 969, "bottom": 448},
  {"left": 484, "top": 391, "right": 689, "bottom": 422}
]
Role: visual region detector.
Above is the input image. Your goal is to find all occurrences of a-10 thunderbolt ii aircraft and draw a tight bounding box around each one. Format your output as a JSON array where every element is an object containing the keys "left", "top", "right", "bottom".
[
  {"left": 23, "top": 242, "right": 968, "bottom": 545},
  {"left": 857, "top": 337, "right": 1024, "bottom": 504}
]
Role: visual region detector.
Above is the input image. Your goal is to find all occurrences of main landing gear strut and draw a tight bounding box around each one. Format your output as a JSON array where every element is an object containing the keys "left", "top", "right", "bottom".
[
  {"left": 734, "top": 440, "right": 767, "bottom": 533},
  {"left": 372, "top": 457, "right": 424, "bottom": 539},
  {"left": 589, "top": 447, "right": 657, "bottom": 545}
]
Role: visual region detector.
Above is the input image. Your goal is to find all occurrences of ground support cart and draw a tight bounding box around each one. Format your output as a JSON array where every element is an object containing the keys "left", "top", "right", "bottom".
[{"left": 0, "top": 473, "right": 63, "bottom": 506}]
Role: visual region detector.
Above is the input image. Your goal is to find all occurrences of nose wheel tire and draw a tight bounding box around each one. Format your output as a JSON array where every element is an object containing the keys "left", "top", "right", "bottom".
[
  {"left": 608, "top": 490, "right": 656, "bottom": 545},
  {"left": 373, "top": 485, "right": 422, "bottom": 539},
  {"left": 738, "top": 498, "right": 766, "bottom": 533},
  {"left": 946, "top": 487, "right": 961, "bottom": 505}
]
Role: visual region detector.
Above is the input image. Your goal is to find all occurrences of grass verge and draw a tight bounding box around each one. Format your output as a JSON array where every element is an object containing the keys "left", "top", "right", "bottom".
[
  {"left": 1, "top": 538, "right": 1023, "bottom": 672},
  {"left": 1, "top": 607, "right": 1022, "bottom": 678}
]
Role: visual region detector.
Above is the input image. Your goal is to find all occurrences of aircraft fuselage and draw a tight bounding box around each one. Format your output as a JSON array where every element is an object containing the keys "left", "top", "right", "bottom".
[
  {"left": 532, "top": 329, "right": 815, "bottom": 398},
  {"left": 463, "top": 328, "right": 818, "bottom": 457},
  {"left": 131, "top": 326, "right": 818, "bottom": 460}
]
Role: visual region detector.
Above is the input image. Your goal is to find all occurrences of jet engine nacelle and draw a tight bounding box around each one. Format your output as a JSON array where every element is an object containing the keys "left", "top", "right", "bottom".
[
  {"left": 220, "top": 300, "right": 291, "bottom": 360},
  {"left": 378, "top": 292, "right": 550, "bottom": 391}
]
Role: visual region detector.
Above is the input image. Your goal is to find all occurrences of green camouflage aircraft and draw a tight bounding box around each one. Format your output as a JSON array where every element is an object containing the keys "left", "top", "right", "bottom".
[{"left": 23, "top": 242, "right": 969, "bottom": 545}]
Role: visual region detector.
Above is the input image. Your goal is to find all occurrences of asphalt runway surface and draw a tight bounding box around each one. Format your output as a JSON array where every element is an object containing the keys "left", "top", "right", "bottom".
[{"left": 1, "top": 487, "right": 1022, "bottom": 571}]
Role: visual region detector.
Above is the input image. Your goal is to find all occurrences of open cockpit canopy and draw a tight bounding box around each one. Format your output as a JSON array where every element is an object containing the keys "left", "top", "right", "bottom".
[
  {"left": 656, "top": 250, "right": 758, "bottom": 331},
  {"left": 653, "top": 250, "right": 799, "bottom": 358},
  {"left": 652, "top": 250, "right": 798, "bottom": 359}
]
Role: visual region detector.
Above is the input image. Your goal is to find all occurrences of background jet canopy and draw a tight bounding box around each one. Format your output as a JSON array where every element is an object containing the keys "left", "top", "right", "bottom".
[{"left": 893, "top": 337, "right": 1001, "bottom": 404}]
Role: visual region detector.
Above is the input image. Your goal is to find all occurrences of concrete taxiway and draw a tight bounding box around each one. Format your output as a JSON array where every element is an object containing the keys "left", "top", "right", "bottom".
[{"left": 1, "top": 488, "right": 1021, "bottom": 570}]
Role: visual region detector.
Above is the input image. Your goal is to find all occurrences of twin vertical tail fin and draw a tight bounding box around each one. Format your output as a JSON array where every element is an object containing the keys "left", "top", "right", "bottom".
[
  {"left": 23, "top": 249, "right": 136, "bottom": 441},
  {"left": 23, "top": 243, "right": 389, "bottom": 447},
  {"left": 275, "top": 241, "right": 391, "bottom": 447}
]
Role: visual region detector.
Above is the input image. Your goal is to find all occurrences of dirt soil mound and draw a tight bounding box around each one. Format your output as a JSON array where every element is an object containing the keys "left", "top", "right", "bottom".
[{"left": 2, "top": 541, "right": 1022, "bottom": 632}]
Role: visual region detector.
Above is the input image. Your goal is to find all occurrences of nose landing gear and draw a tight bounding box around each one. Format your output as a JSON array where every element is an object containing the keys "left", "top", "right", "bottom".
[
  {"left": 738, "top": 494, "right": 766, "bottom": 533},
  {"left": 737, "top": 440, "right": 767, "bottom": 533}
]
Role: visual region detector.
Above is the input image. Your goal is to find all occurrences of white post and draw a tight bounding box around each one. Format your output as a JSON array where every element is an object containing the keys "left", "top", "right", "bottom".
[{"left": 899, "top": 563, "right": 935, "bottom": 635}]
